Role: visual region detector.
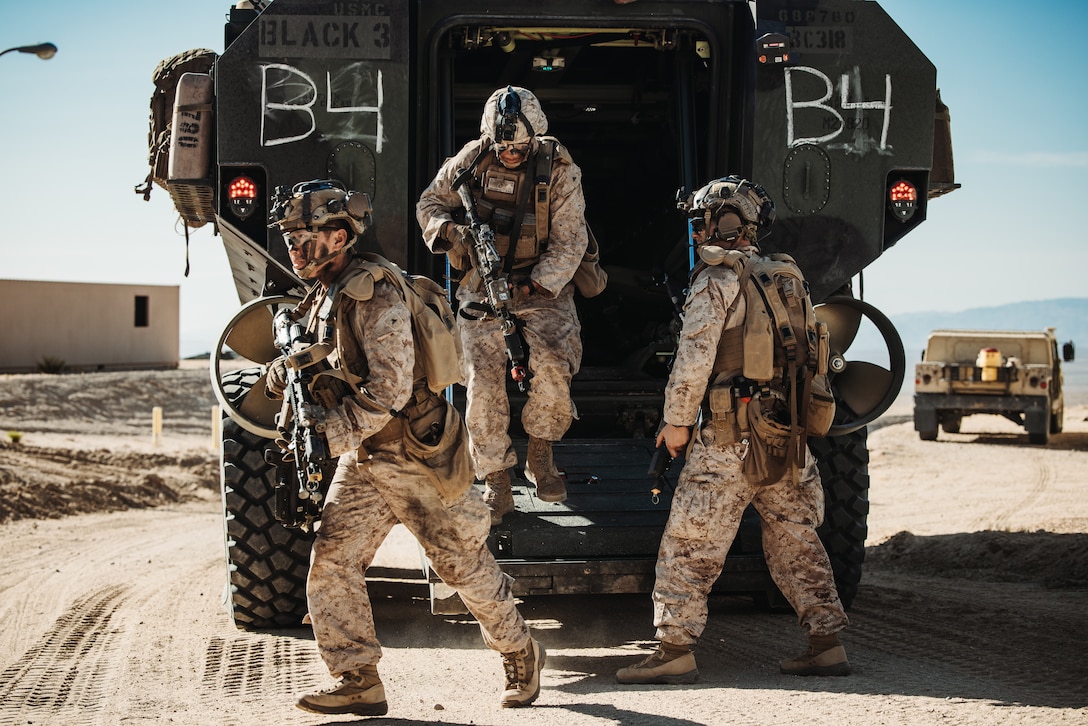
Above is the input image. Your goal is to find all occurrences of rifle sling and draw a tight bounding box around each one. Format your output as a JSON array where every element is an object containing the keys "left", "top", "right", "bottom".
[
  {"left": 300, "top": 276, "right": 396, "bottom": 414},
  {"left": 457, "top": 300, "right": 494, "bottom": 321},
  {"left": 534, "top": 140, "right": 554, "bottom": 248}
]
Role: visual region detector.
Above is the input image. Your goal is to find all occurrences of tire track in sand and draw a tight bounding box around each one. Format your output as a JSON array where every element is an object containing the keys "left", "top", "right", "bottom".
[
  {"left": 0, "top": 586, "right": 125, "bottom": 725},
  {"left": 976, "top": 455, "right": 1053, "bottom": 532}
]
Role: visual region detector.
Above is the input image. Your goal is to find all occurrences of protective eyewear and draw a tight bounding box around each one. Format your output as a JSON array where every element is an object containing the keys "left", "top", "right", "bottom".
[
  {"left": 283, "top": 227, "right": 338, "bottom": 248},
  {"left": 496, "top": 143, "right": 531, "bottom": 159},
  {"left": 283, "top": 230, "right": 313, "bottom": 249}
]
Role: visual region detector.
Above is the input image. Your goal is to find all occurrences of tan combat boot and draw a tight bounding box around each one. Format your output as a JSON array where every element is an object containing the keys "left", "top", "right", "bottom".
[
  {"left": 524, "top": 437, "right": 566, "bottom": 502},
  {"left": 484, "top": 469, "right": 515, "bottom": 525},
  {"left": 501, "top": 637, "right": 546, "bottom": 708},
  {"left": 780, "top": 632, "right": 851, "bottom": 676},
  {"left": 296, "top": 664, "right": 388, "bottom": 715},
  {"left": 616, "top": 641, "right": 699, "bottom": 684}
]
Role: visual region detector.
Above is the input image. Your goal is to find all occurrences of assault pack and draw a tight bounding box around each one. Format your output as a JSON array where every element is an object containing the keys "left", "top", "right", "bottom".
[
  {"left": 287, "top": 253, "right": 463, "bottom": 401},
  {"left": 134, "top": 47, "right": 218, "bottom": 275},
  {"left": 344, "top": 253, "right": 464, "bottom": 395},
  {"left": 705, "top": 249, "right": 835, "bottom": 485},
  {"left": 134, "top": 48, "right": 217, "bottom": 203},
  {"left": 334, "top": 254, "right": 473, "bottom": 503}
]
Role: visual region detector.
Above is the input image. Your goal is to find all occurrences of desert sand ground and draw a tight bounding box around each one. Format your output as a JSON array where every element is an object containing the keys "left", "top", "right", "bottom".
[{"left": 0, "top": 364, "right": 1084, "bottom": 725}]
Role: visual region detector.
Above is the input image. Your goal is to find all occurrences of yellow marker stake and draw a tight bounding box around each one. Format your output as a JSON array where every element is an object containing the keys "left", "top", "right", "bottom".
[
  {"left": 211, "top": 406, "right": 220, "bottom": 451},
  {"left": 152, "top": 406, "right": 163, "bottom": 446}
]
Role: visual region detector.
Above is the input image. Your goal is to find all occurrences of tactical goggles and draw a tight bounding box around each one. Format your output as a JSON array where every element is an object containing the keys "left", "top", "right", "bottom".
[
  {"left": 495, "top": 142, "right": 531, "bottom": 159},
  {"left": 283, "top": 227, "right": 340, "bottom": 248},
  {"left": 688, "top": 209, "right": 712, "bottom": 233}
]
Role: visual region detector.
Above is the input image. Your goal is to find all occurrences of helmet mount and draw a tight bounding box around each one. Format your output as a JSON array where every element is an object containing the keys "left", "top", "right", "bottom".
[
  {"left": 480, "top": 86, "right": 548, "bottom": 146},
  {"left": 496, "top": 86, "right": 533, "bottom": 142}
]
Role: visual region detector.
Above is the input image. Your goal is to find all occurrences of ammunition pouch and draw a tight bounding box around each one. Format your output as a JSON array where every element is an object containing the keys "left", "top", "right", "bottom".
[
  {"left": 707, "top": 384, "right": 741, "bottom": 442},
  {"left": 491, "top": 207, "right": 516, "bottom": 236}
]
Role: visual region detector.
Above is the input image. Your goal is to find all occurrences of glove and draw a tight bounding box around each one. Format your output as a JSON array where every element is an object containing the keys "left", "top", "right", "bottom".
[
  {"left": 514, "top": 277, "right": 544, "bottom": 297},
  {"left": 264, "top": 356, "right": 288, "bottom": 400},
  {"left": 444, "top": 222, "right": 471, "bottom": 247},
  {"left": 442, "top": 223, "right": 472, "bottom": 271}
]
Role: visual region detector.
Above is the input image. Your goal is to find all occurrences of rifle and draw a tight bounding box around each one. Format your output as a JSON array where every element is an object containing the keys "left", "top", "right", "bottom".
[
  {"left": 267, "top": 299, "right": 336, "bottom": 531},
  {"left": 451, "top": 167, "right": 530, "bottom": 392}
]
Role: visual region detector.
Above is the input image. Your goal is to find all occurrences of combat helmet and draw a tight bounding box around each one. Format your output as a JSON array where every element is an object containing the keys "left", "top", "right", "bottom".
[
  {"left": 480, "top": 86, "right": 548, "bottom": 145},
  {"left": 682, "top": 176, "right": 775, "bottom": 244},
  {"left": 268, "top": 179, "right": 372, "bottom": 237}
]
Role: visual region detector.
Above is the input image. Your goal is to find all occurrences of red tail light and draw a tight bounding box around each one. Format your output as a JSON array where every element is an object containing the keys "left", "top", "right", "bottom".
[
  {"left": 888, "top": 180, "right": 918, "bottom": 222},
  {"left": 228, "top": 176, "right": 258, "bottom": 219}
]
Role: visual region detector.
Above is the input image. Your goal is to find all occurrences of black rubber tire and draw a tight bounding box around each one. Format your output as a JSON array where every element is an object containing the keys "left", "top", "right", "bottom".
[
  {"left": 220, "top": 368, "right": 314, "bottom": 630},
  {"left": 1051, "top": 407, "right": 1064, "bottom": 434},
  {"left": 1028, "top": 430, "right": 1049, "bottom": 446},
  {"left": 810, "top": 427, "right": 869, "bottom": 610},
  {"left": 941, "top": 416, "right": 962, "bottom": 434},
  {"left": 918, "top": 429, "right": 938, "bottom": 441}
]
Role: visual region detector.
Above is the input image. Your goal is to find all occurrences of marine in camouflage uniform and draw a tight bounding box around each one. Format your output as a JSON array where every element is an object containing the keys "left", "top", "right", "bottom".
[
  {"left": 264, "top": 181, "right": 546, "bottom": 717},
  {"left": 416, "top": 86, "right": 587, "bottom": 524},
  {"left": 616, "top": 177, "right": 850, "bottom": 685}
]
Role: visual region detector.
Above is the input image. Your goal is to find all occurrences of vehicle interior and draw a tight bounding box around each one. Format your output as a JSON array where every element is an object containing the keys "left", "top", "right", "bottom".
[{"left": 423, "top": 22, "right": 729, "bottom": 438}]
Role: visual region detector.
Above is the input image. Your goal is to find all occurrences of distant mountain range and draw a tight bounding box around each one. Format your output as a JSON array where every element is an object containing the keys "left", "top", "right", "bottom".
[{"left": 848, "top": 297, "right": 1087, "bottom": 363}]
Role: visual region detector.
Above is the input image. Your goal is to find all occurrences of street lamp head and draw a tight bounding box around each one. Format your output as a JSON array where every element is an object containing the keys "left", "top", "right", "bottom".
[
  {"left": 29, "top": 42, "right": 57, "bottom": 59},
  {"left": 0, "top": 42, "right": 58, "bottom": 60}
]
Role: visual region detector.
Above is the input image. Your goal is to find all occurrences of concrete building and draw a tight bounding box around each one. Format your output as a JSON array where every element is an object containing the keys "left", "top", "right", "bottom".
[{"left": 1, "top": 280, "right": 179, "bottom": 373}]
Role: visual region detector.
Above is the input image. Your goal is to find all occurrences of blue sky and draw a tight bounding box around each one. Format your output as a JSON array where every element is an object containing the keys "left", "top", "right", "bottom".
[
  {"left": 1, "top": 0, "right": 236, "bottom": 357},
  {"left": 864, "top": 0, "right": 1088, "bottom": 319},
  {"left": 1, "top": 0, "right": 1085, "bottom": 357}
]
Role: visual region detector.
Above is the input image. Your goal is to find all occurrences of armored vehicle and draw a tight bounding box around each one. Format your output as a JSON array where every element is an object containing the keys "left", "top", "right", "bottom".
[
  {"left": 143, "top": 0, "right": 956, "bottom": 629},
  {"left": 914, "top": 328, "right": 1069, "bottom": 445}
]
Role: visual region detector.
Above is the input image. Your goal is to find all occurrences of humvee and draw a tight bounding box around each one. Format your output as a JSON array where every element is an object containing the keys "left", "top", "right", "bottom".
[
  {"left": 914, "top": 328, "right": 1069, "bottom": 445},
  {"left": 143, "top": 0, "right": 956, "bottom": 628}
]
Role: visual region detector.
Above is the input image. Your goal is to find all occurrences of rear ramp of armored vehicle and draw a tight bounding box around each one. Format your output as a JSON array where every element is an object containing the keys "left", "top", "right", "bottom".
[{"left": 410, "top": 0, "right": 945, "bottom": 612}]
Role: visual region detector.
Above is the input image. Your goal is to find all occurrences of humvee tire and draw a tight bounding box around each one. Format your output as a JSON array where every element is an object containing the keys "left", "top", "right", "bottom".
[
  {"left": 1051, "top": 405, "right": 1064, "bottom": 435},
  {"left": 220, "top": 368, "right": 313, "bottom": 630},
  {"left": 811, "top": 427, "right": 869, "bottom": 610},
  {"left": 941, "top": 415, "right": 962, "bottom": 434},
  {"left": 918, "top": 429, "right": 938, "bottom": 441}
]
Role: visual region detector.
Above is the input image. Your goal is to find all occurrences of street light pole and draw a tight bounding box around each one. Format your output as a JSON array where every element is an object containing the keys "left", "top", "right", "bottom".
[{"left": 0, "top": 43, "right": 58, "bottom": 60}]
